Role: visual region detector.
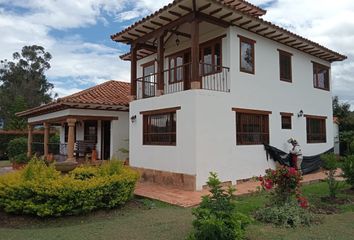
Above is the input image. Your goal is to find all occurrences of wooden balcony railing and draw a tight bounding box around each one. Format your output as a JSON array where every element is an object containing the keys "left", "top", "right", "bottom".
[{"left": 136, "top": 63, "right": 230, "bottom": 99}]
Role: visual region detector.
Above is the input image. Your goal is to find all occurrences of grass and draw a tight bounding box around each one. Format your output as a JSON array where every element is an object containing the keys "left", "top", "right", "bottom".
[
  {"left": 0, "top": 160, "right": 10, "bottom": 168},
  {"left": 0, "top": 181, "right": 353, "bottom": 240}
]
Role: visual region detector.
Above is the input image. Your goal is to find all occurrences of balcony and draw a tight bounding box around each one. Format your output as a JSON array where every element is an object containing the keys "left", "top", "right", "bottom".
[{"left": 136, "top": 63, "right": 230, "bottom": 99}]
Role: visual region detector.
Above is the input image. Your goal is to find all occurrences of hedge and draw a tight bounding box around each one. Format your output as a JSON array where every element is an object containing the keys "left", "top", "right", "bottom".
[{"left": 0, "top": 158, "right": 139, "bottom": 217}]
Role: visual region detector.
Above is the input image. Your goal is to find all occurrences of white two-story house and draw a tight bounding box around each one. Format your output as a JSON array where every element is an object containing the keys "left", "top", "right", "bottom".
[{"left": 113, "top": 0, "right": 346, "bottom": 191}]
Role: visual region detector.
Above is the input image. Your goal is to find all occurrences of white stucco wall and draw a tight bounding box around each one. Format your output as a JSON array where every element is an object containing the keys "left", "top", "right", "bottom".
[{"left": 130, "top": 24, "right": 335, "bottom": 190}]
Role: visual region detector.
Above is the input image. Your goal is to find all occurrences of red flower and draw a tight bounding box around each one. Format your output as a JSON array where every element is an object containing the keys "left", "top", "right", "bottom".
[
  {"left": 289, "top": 167, "right": 297, "bottom": 176},
  {"left": 297, "top": 197, "right": 309, "bottom": 209},
  {"left": 264, "top": 179, "right": 273, "bottom": 189},
  {"left": 258, "top": 176, "right": 263, "bottom": 182}
]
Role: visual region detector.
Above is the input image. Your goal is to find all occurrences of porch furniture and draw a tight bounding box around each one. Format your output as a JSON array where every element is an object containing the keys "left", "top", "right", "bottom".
[{"left": 75, "top": 140, "right": 96, "bottom": 159}]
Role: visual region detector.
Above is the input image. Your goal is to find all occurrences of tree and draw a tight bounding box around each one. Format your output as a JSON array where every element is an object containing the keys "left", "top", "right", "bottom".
[
  {"left": 0, "top": 45, "right": 56, "bottom": 129},
  {"left": 333, "top": 96, "right": 351, "bottom": 119}
]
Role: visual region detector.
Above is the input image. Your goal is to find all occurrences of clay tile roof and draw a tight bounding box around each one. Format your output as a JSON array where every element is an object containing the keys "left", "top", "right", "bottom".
[
  {"left": 17, "top": 80, "right": 130, "bottom": 118},
  {"left": 60, "top": 80, "right": 130, "bottom": 106}
]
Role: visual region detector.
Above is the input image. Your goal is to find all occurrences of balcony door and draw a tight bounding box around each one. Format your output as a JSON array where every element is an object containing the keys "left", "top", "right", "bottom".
[
  {"left": 169, "top": 51, "right": 191, "bottom": 90},
  {"left": 142, "top": 62, "right": 156, "bottom": 98}
]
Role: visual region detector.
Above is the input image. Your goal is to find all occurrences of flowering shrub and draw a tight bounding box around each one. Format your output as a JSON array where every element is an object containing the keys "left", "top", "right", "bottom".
[
  {"left": 255, "top": 166, "right": 315, "bottom": 227},
  {"left": 0, "top": 157, "right": 139, "bottom": 217},
  {"left": 259, "top": 166, "right": 307, "bottom": 207}
]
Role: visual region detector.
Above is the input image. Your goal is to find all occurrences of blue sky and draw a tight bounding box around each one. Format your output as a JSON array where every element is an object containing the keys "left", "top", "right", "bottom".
[{"left": 0, "top": 0, "right": 353, "bottom": 107}]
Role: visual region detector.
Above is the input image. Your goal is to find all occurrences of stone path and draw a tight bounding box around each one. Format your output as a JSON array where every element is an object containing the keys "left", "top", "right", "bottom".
[
  {"left": 0, "top": 167, "right": 13, "bottom": 175},
  {"left": 134, "top": 170, "right": 342, "bottom": 207}
]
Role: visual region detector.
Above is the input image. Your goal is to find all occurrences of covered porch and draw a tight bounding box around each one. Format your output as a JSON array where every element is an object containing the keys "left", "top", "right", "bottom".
[
  {"left": 17, "top": 80, "right": 130, "bottom": 163},
  {"left": 28, "top": 115, "right": 118, "bottom": 162}
]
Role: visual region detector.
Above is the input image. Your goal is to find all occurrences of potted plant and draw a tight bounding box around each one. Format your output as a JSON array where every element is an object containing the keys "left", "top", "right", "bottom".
[
  {"left": 7, "top": 137, "right": 29, "bottom": 170},
  {"left": 11, "top": 153, "right": 29, "bottom": 170}
]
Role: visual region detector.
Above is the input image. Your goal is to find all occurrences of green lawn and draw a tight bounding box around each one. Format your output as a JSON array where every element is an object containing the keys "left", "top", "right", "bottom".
[{"left": 0, "top": 182, "right": 353, "bottom": 240}]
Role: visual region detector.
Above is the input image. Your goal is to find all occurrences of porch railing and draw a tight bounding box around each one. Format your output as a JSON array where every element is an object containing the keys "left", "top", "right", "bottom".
[
  {"left": 32, "top": 142, "right": 67, "bottom": 156},
  {"left": 136, "top": 63, "right": 230, "bottom": 99}
]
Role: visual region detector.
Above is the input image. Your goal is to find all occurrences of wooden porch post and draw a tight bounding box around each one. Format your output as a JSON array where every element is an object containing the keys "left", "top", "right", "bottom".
[
  {"left": 190, "top": 18, "right": 201, "bottom": 89},
  {"left": 156, "top": 33, "right": 165, "bottom": 96},
  {"left": 66, "top": 118, "right": 76, "bottom": 162},
  {"left": 27, "top": 124, "right": 33, "bottom": 158},
  {"left": 43, "top": 122, "right": 49, "bottom": 158},
  {"left": 130, "top": 44, "right": 137, "bottom": 100}
]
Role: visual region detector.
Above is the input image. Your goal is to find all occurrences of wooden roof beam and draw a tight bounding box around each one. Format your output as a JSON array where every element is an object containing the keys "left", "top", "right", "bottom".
[
  {"left": 230, "top": 16, "right": 243, "bottom": 23},
  {"left": 142, "top": 25, "right": 155, "bottom": 31},
  {"left": 159, "top": 15, "right": 172, "bottom": 22},
  {"left": 168, "top": 10, "right": 182, "bottom": 17},
  {"left": 248, "top": 23, "right": 261, "bottom": 30},
  {"left": 239, "top": 20, "right": 252, "bottom": 27},
  {"left": 198, "top": 3, "right": 211, "bottom": 11},
  {"left": 167, "top": 29, "right": 191, "bottom": 38},
  {"left": 197, "top": 12, "right": 230, "bottom": 28},
  {"left": 220, "top": 12, "right": 233, "bottom": 20},
  {"left": 255, "top": 26, "right": 268, "bottom": 33},
  {"left": 210, "top": 8, "right": 222, "bottom": 16},
  {"left": 178, "top": 5, "right": 192, "bottom": 12}
]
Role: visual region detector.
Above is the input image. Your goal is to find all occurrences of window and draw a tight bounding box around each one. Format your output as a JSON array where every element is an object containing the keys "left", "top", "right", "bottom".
[
  {"left": 313, "top": 62, "right": 330, "bottom": 90},
  {"left": 306, "top": 115, "right": 327, "bottom": 143},
  {"left": 200, "top": 39, "right": 222, "bottom": 75},
  {"left": 238, "top": 35, "right": 255, "bottom": 74},
  {"left": 280, "top": 112, "right": 293, "bottom": 129},
  {"left": 142, "top": 107, "right": 180, "bottom": 145},
  {"left": 84, "top": 121, "right": 97, "bottom": 142},
  {"left": 234, "top": 108, "right": 270, "bottom": 145},
  {"left": 142, "top": 61, "right": 156, "bottom": 98},
  {"left": 278, "top": 50, "right": 292, "bottom": 82}
]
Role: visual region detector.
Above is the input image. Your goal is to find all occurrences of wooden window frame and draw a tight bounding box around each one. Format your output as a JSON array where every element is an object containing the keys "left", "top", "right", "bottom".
[
  {"left": 280, "top": 112, "right": 293, "bottom": 129},
  {"left": 233, "top": 108, "right": 271, "bottom": 145},
  {"left": 141, "top": 107, "right": 181, "bottom": 146},
  {"left": 238, "top": 35, "right": 256, "bottom": 75},
  {"left": 278, "top": 49, "right": 292, "bottom": 82},
  {"left": 312, "top": 62, "right": 330, "bottom": 91},
  {"left": 84, "top": 120, "right": 98, "bottom": 143},
  {"left": 305, "top": 115, "right": 327, "bottom": 143},
  {"left": 199, "top": 37, "right": 223, "bottom": 77}
]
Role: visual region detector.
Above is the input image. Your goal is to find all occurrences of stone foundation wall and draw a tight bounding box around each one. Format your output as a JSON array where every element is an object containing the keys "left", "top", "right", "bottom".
[{"left": 132, "top": 167, "right": 196, "bottom": 191}]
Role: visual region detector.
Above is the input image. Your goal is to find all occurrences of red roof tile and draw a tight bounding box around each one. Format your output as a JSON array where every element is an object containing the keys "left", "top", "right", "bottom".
[{"left": 17, "top": 80, "right": 130, "bottom": 118}]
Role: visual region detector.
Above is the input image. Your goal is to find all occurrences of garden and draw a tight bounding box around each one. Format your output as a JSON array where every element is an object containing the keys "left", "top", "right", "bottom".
[{"left": 0, "top": 150, "right": 354, "bottom": 239}]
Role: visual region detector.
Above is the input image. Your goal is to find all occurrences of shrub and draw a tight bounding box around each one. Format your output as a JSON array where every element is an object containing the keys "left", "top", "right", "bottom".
[
  {"left": 259, "top": 166, "right": 306, "bottom": 207},
  {"left": 254, "top": 201, "right": 315, "bottom": 228},
  {"left": 321, "top": 153, "right": 340, "bottom": 199},
  {"left": 0, "top": 158, "right": 139, "bottom": 217},
  {"left": 341, "top": 155, "right": 354, "bottom": 189},
  {"left": 7, "top": 137, "right": 27, "bottom": 160},
  {"left": 188, "top": 172, "right": 251, "bottom": 240}
]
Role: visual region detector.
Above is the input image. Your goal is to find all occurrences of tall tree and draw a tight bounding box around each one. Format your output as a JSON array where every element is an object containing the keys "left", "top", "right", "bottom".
[{"left": 0, "top": 45, "right": 56, "bottom": 129}]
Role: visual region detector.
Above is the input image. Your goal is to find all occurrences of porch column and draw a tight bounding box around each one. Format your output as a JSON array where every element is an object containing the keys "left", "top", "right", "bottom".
[
  {"left": 27, "top": 124, "right": 33, "bottom": 158},
  {"left": 156, "top": 33, "right": 165, "bottom": 96},
  {"left": 66, "top": 118, "right": 77, "bottom": 162},
  {"left": 130, "top": 44, "right": 137, "bottom": 100},
  {"left": 190, "top": 18, "right": 201, "bottom": 89},
  {"left": 43, "top": 122, "right": 49, "bottom": 158}
]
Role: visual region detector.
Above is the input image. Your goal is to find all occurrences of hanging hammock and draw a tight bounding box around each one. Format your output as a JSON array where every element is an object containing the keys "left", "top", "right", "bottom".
[{"left": 263, "top": 144, "right": 334, "bottom": 174}]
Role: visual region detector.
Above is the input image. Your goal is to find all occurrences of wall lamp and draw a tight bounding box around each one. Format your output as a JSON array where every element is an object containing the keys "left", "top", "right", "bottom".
[
  {"left": 130, "top": 115, "right": 136, "bottom": 123},
  {"left": 297, "top": 110, "right": 304, "bottom": 118}
]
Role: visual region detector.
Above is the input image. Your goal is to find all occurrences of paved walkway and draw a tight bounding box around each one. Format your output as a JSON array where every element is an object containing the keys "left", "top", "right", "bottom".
[{"left": 134, "top": 170, "right": 342, "bottom": 207}]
